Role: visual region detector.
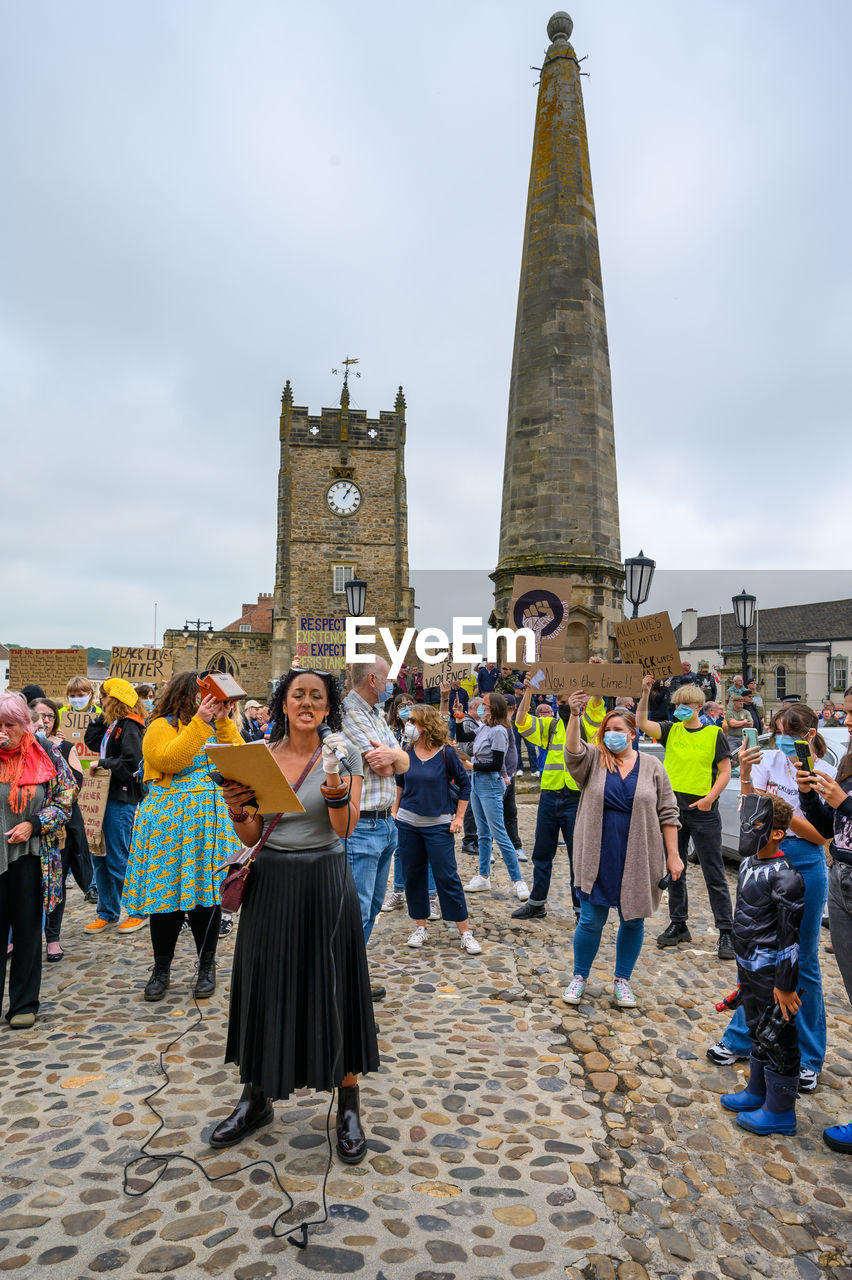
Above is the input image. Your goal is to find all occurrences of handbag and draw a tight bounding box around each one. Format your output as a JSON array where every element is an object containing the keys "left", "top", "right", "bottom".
[
  {"left": 219, "top": 744, "right": 322, "bottom": 913},
  {"left": 442, "top": 745, "right": 463, "bottom": 808}
]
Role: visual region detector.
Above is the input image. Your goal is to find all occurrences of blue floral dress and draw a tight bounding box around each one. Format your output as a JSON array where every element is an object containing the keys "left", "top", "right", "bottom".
[{"left": 122, "top": 746, "right": 241, "bottom": 914}]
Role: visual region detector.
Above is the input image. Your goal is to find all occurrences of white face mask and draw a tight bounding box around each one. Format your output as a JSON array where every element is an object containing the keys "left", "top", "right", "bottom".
[{"left": 68, "top": 695, "right": 90, "bottom": 711}]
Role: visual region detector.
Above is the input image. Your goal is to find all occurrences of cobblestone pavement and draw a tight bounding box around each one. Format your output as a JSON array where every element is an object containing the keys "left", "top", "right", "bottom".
[{"left": 1, "top": 800, "right": 851, "bottom": 1280}]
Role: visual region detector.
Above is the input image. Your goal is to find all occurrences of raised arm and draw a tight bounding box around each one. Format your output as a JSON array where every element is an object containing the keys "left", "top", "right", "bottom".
[{"left": 636, "top": 672, "right": 662, "bottom": 739}]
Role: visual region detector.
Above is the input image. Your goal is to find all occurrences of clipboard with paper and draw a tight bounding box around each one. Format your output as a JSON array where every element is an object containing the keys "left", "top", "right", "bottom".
[{"left": 204, "top": 740, "right": 306, "bottom": 815}]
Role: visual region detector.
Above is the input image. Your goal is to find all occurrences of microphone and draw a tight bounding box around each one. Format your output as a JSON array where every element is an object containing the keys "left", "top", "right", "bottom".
[{"left": 317, "top": 723, "right": 347, "bottom": 764}]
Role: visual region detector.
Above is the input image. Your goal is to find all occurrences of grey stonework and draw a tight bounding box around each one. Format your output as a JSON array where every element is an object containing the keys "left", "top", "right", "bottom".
[{"left": 493, "top": 14, "right": 624, "bottom": 655}]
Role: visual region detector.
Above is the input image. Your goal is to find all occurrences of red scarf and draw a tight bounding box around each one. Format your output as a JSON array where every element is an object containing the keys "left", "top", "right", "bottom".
[{"left": 0, "top": 732, "right": 57, "bottom": 814}]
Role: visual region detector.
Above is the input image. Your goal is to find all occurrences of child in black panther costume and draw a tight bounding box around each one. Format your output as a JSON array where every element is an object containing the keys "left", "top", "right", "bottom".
[{"left": 720, "top": 793, "right": 804, "bottom": 1135}]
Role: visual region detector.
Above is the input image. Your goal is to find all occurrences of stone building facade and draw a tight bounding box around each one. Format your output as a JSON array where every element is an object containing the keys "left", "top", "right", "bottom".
[
  {"left": 674, "top": 600, "right": 852, "bottom": 718},
  {"left": 492, "top": 13, "right": 624, "bottom": 657},
  {"left": 162, "top": 626, "right": 273, "bottom": 699},
  {"left": 270, "top": 378, "right": 414, "bottom": 678}
]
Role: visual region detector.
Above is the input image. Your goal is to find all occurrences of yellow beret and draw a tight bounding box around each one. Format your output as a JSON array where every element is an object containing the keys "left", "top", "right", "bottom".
[{"left": 102, "top": 677, "right": 139, "bottom": 708}]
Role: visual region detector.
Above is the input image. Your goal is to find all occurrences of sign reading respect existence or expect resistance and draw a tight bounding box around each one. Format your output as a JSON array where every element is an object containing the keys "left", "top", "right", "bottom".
[
  {"left": 293, "top": 616, "right": 346, "bottom": 671},
  {"left": 614, "top": 611, "right": 682, "bottom": 679},
  {"left": 108, "top": 647, "right": 174, "bottom": 683},
  {"left": 526, "top": 662, "right": 645, "bottom": 697},
  {"left": 8, "top": 649, "right": 87, "bottom": 699}
]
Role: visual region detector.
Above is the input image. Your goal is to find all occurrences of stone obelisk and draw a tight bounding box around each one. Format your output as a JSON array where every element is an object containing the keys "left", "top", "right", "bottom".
[{"left": 492, "top": 12, "right": 623, "bottom": 659}]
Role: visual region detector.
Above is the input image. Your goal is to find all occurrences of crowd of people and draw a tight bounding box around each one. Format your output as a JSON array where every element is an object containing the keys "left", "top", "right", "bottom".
[{"left": 1, "top": 657, "right": 850, "bottom": 1160}]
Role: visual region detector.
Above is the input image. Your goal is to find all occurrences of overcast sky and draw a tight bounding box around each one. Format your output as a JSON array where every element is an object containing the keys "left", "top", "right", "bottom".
[{"left": 2, "top": 0, "right": 849, "bottom": 647}]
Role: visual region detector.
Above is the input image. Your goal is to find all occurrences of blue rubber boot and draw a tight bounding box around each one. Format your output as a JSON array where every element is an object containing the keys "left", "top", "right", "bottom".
[
  {"left": 737, "top": 1068, "right": 797, "bottom": 1136},
  {"left": 721, "top": 1055, "right": 766, "bottom": 1113},
  {"left": 823, "top": 1122, "right": 852, "bottom": 1154}
]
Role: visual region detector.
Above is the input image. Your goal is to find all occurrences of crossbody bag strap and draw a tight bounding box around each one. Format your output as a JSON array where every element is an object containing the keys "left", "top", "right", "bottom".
[{"left": 251, "top": 743, "right": 323, "bottom": 853}]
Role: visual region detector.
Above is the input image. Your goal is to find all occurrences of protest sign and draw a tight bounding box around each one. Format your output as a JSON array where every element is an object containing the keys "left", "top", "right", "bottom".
[
  {"left": 58, "top": 708, "right": 99, "bottom": 768},
  {"left": 614, "top": 611, "right": 681, "bottom": 678},
  {"left": 77, "top": 769, "right": 111, "bottom": 854},
  {"left": 525, "top": 662, "right": 644, "bottom": 698},
  {"left": 109, "top": 646, "right": 173, "bottom": 683},
  {"left": 508, "top": 575, "right": 572, "bottom": 660},
  {"left": 421, "top": 656, "right": 473, "bottom": 690},
  {"left": 8, "top": 649, "right": 87, "bottom": 699},
  {"left": 293, "top": 615, "right": 346, "bottom": 670}
]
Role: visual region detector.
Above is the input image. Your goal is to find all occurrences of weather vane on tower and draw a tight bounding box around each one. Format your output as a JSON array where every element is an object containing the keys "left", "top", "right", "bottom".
[{"left": 332, "top": 355, "right": 361, "bottom": 395}]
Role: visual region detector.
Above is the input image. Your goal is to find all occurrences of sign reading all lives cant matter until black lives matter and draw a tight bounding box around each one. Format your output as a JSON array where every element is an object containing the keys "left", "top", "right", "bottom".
[
  {"left": 613, "top": 611, "right": 682, "bottom": 679},
  {"left": 108, "top": 647, "right": 174, "bottom": 682},
  {"left": 525, "top": 662, "right": 645, "bottom": 698},
  {"left": 8, "top": 649, "right": 87, "bottom": 700}
]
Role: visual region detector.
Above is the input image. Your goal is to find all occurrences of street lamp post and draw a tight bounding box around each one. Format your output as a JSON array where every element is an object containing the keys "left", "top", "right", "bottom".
[
  {"left": 344, "top": 577, "right": 368, "bottom": 619},
  {"left": 731, "top": 589, "right": 757, "bottom": 682},
  {"left": 184, "top": 618, "right": 214, "bottom": 668},
  {"left": 623, "top": 551, "right": 656, "bottom": 619}
]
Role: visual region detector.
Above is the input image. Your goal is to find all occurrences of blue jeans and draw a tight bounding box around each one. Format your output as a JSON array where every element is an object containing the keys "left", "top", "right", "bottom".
[
  {"left": 397, "top": 822, "right": 468, "bottom": 923},
  {"left": 346, "top": 815, "right": 397, "bottom": 944},
  {"left": 722, "top": 835, "right": 827, "bottom": 1073},
  {"left": 470, "top": 773, "right": 522, "bottom": 882},
  {"left": 95, "top": 800, "right": 137, "bottom": 922},
  {"left": 530, "top": 788, "right": 580, "bottom": 908},
  {"left": 573, "top": 900, "right": 645, "bottom": 980}
]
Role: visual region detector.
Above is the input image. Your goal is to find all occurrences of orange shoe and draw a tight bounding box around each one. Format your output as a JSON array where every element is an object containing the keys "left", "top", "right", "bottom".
[
  {"left": 84, "top": 918, "right": 114, "bottom": 933},
  {"left": 118, "top": 916, "right": 147, "bottom": 934}
]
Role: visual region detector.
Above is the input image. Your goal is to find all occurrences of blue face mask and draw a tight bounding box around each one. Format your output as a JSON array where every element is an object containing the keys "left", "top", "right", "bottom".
[
  {"left": 603, "top": 731, "right": 629, "bottom": 753},
  {"left": 377, "top": 681, "right": 393, "bottom": 705},
  {"left": 673, "top": 705, "right": 694, "bottom": 721},
  {"left": 398, "top": 706, "right": 411, "bottom": 721},
  {"left": 775, "top": 734, "right": 798, "bottom": 757},
  {"left": 476, "top": 704, "right": 488, "bottom": 719}
]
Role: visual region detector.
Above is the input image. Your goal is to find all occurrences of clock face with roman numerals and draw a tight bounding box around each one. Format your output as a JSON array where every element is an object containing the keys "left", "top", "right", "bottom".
[{"left": 326, "top": 479, "right": 362, "bottom": 516}]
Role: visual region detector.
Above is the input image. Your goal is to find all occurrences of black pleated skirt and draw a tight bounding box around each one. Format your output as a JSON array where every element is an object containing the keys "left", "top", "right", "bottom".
[{"left": 224, "top": 842, "right": 380, "bottom": 1100}]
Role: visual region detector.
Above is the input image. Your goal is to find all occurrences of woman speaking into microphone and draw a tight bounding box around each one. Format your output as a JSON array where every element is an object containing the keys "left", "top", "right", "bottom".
[{"left": 214, "top": 668, "right": 378, "bottom": 1164}]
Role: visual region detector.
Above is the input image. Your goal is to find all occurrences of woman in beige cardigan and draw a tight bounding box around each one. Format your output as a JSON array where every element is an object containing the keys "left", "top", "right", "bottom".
[{"left": 562, "top": 691, "right": 683, "bottom": 1008}]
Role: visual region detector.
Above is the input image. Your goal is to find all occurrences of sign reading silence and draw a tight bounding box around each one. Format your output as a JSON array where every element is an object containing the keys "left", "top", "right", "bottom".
[{"left": 614, "top": 611, "right": 681, "bottom": 679}]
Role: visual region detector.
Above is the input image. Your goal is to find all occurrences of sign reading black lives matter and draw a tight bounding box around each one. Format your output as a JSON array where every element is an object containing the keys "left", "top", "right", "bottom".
[
  {"left": 108, "top": 647, "right": 174, "bottom": 683},
  {"left": 614, "top": 612, "right": 681, "bottom": 679},
  {"left": 508, "top": 575, "right": 572, "bottom": 661}
]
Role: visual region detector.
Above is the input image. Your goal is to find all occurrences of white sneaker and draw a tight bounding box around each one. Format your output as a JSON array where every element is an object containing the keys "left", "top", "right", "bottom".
[
  {"left": 459, "top": 931, "right": 482, "bottom": 954},
  {"left": 563, "top": 975, "right": 586, "bottom": 1004},
  {"left": 428, "top": 897, "right": 441, "bottom": 921},
  {"left": 514, "top": 880, "right": 530, "bottom": 901},
  {"left": 613, "top": 978, "right": 637, "bottom": 1007},
  {"left": 464, "top": 875, "right": 491, "bottom": 892},
  {"left": 381, "top": 890, "right": 406, "bottom": 912},
  {"left": 406, "top": 925, "right": 428, "bottom": 948},
  {"left": 516, "top": 849, "right": 529, "bottom": 862}
]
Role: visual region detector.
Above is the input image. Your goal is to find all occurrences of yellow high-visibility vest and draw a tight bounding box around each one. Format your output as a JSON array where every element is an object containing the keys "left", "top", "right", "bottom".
[{"left": 516, "top": 711, "right": 579, "bottom": 792}]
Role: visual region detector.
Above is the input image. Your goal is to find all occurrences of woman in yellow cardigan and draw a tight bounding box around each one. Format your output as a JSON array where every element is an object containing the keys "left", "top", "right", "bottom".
[{"left": 122, "top": 672, "right": 243, "bottom": 1002}]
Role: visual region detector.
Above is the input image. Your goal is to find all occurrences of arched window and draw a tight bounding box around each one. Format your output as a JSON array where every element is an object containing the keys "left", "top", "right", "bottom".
[
  {"left": 207, "top": 651, "right": 239, "bottom": 678},
  {"left": 774, "top": 665, "right": 786, "bottom": 701}
]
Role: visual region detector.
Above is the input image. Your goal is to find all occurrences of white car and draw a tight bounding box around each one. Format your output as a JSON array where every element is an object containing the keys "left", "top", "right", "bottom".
[{"left": 641, "top": 727, "right": 850, "bottom": 860}]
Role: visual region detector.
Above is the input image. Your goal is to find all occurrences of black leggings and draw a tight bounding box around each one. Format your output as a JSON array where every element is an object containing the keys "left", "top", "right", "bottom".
[{"left": 149, "top": 905, "right": 221, "bottom": 964}]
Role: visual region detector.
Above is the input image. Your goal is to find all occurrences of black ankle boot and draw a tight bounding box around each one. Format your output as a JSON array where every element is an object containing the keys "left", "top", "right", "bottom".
[
  {"left": 194, "top": 959, "right": 216, "bottom": 999},
  {"left": 209, "top": 1084, "right": 273, "bottom": 1149},
  {"left": 144, "top": 956, "right": 172, "bottom": 1002},
  {"left": 336, "top": 1084, "right": 367, "bottom": 1164}
]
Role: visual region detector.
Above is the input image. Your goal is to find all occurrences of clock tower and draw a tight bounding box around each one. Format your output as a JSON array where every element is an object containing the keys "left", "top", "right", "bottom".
[{"left": 270, "top": 373, "right": 414, "bottom": 679}]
